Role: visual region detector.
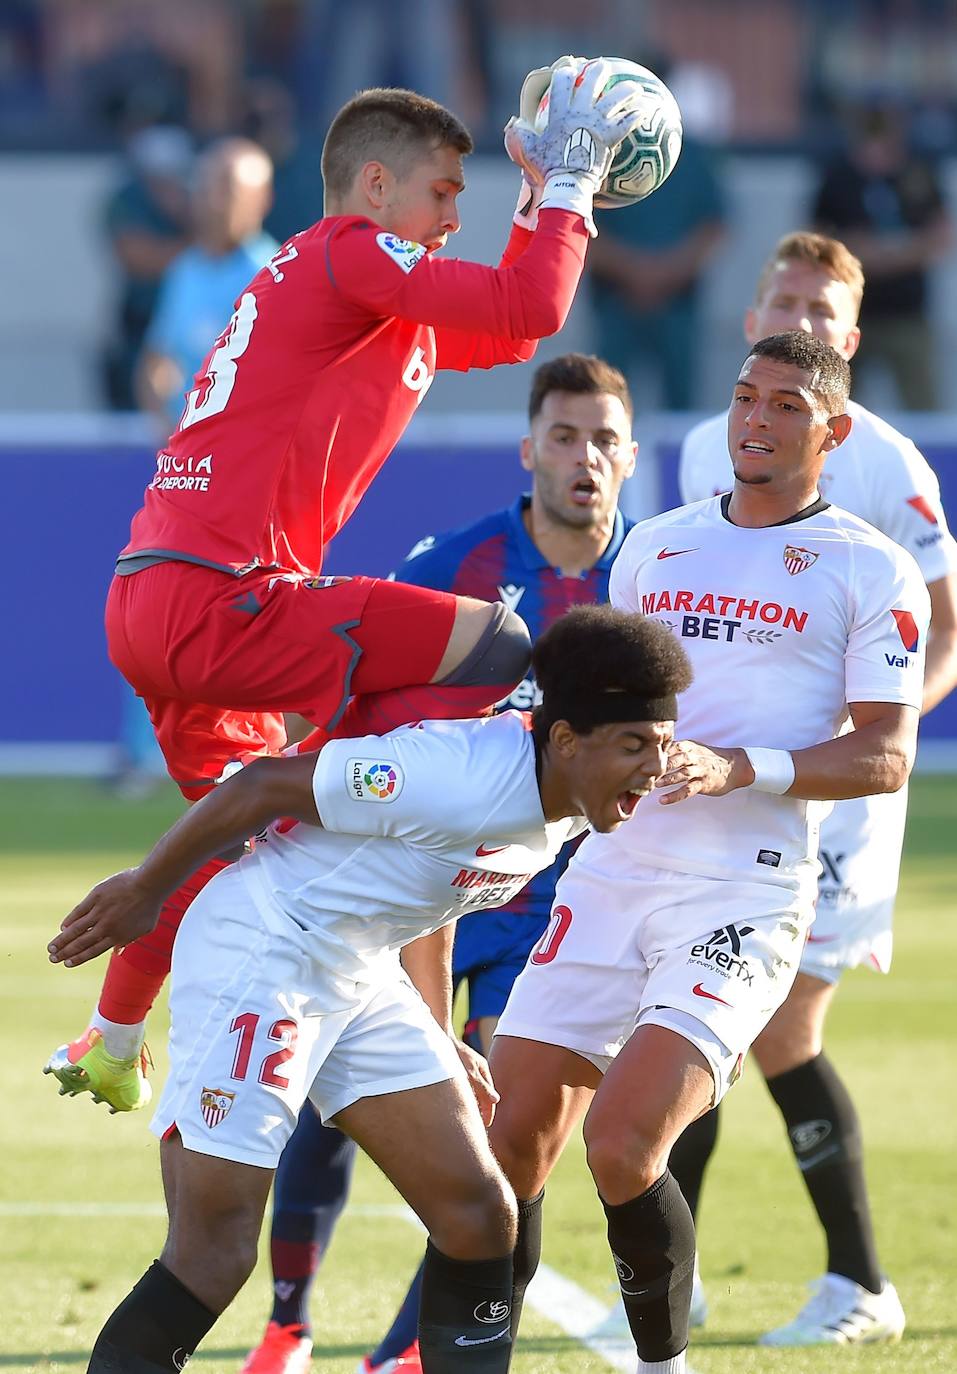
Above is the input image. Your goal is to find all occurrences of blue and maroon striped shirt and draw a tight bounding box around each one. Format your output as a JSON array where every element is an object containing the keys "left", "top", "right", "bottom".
[{"left": 395, "top": 494, "right": 633, "bottom": 970}]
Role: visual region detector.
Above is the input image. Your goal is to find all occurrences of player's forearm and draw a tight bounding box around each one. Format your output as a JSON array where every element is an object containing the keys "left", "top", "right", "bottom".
[
  {"left": 134, "top": 759, "right": 314, "bottom": 900},
  {"left": 770, "top": 719, "right": 917, "bottom": 800},
  {"left": 922, "top": 625, "right": 957, "bottom": 713},
  {"left": 400, "top": 925, "right": 455, "bottom": 1033}
]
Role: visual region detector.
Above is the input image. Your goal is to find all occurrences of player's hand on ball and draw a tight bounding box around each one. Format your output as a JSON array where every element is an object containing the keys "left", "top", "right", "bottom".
[
  {"left": 504, "top": 56, "right": 648, "bottom": 235},
  {"left": 48, "top": 870, "right": 163, "bottom": 967},
  {"left": 655, "top": 740, "right": 755, "bottom": 805},
  {"left": 453, "top": 1037, "right": 500, "bottom": 1126}
]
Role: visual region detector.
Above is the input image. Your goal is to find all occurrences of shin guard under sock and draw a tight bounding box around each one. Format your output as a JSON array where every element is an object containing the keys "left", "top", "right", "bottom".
[
  {"left": 509, "top": 1191, "right": 544, "bottom": 1343},
  {"left": 97, "top": 858, "right": 229, "bottom": 1023},
  {"left": 87, "top": 1260, "right": 216, "bottom": 1373},
  {"left": 667, "top": 1107, "right": 720, "bottom": 1221},
  {"left": 602, "top": 1171, "right": 695, "bottom": 1363},
  {"left": 418, "top": 1242, "right": 512, "bottom": 1372},
  {"left": 767, "top": 1053, "right": 882, "bottom": 1293}
]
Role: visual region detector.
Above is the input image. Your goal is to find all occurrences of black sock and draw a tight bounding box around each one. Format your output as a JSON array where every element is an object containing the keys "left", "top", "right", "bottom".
[
  {"left": 668, "top": 1106, "right": 720, "bottom": 1221},
  {"left": 767, "top": 1053, "right": 882, "bottom": 1293},
  {"left": 509, "top": 1190, "right": 544, "bottom": 1343},
  {"left": 418, "top": 1241, "right": 512, "bottom": 1372},
  {"left": 602, "top": 1171, "right": 695, "bottom": 1363},
  {"left": 87, "top": 1261, "right": 217, "bottom": 1373}
]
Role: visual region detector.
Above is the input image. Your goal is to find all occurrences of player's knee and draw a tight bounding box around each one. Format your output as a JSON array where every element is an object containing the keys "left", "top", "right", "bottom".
[
  {"left": 440, "top": 602, "right": 531, "bottom": 689},
  {"left": 428, "top": 1168, "right": 517, "bottom": 1260},
  {"left": 489, "top": 1111, "right": 555, "bottom": 1200},
  {"left": 584, "top": 1113, "right": 664, "bottom": 1200},
  {"left": 164, "top": 1202, "right": 262, "bottom": 1308}
]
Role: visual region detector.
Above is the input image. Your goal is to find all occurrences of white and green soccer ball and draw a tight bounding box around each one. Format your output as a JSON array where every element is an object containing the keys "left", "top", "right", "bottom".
[{"left": 537, "top": 58, "right": 683, "bottom": 209}]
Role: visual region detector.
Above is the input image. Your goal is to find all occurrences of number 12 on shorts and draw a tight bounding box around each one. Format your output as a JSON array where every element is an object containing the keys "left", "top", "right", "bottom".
[{"left": 229, "top": 1012, "right": 298, "bottom": 1089}]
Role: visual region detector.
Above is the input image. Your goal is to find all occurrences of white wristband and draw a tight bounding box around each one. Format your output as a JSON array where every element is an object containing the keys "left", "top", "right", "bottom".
[
  {"left": 538, "top": 170, "right": 597, "bottom": 237},
  {"left": 743, "top": 747, "right": 795, "bottom": 795}
]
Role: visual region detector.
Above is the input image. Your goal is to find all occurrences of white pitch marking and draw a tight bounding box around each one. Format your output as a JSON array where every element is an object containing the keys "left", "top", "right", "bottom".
[{"left": 8, "top": 1201, "right": 696, "bottom": 1370}]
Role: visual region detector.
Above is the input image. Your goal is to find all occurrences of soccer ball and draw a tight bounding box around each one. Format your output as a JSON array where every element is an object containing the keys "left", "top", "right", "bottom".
[{"left": 537, "top": 58, "right": 683, "bottom": 209}]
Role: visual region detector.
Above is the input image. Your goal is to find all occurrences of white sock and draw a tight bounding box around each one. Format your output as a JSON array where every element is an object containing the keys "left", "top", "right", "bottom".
[
  {"left": 637, "top": 1354, "right": 686, "bottom": 1374},
  {"left": 89, "top": 1011, "right": 146, "bottom": 1060}
]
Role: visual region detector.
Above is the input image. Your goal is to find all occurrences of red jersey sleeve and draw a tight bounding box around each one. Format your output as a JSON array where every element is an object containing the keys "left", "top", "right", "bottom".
[
  {"left": 430, "top": 221, "right": 540, "bottom": 371},
  {"left": 325, "top": 209, "right": 587, "bottom": 357}
]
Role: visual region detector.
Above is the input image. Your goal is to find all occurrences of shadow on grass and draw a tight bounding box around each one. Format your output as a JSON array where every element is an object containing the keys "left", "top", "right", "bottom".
[{"left": 1, "top": 1335, "right": 605, "bottom": 1367}]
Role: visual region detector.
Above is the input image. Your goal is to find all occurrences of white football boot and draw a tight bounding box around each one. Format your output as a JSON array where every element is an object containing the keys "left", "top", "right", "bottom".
[{"left": 759, "top": 1272, "right": 905, "bottom": 1346}]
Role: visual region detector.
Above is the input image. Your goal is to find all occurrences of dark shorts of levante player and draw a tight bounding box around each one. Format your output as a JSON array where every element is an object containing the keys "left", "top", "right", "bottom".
[{"left": 106, "top": 560, "right": 461, "bottom": 800}]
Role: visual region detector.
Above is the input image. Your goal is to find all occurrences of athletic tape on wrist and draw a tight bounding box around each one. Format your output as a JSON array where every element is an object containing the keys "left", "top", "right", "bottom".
[{"left": 743, "top": 746, "right": 795, "bottom": 795}]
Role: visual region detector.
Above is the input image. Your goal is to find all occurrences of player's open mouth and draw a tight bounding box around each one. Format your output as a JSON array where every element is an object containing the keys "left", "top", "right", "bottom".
[
  {"left": 617, "top": 788, "right": 645, "bottom": 818},
  {"left": 571, "top": 476, "right": 600, "bottom": 504},
  {"left": 739, "top": 441, "right": 774, "bottom": 455}
]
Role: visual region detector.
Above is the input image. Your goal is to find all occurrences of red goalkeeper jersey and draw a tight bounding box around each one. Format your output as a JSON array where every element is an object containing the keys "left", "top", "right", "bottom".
[{"left": 119, "top": 209, "right": 588, "bottom": 577}]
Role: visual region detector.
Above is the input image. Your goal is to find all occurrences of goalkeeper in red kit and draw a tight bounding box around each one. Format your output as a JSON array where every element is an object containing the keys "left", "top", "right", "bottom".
[{"left": 45, "top": 60, "right": 649, "bottom": 1114}]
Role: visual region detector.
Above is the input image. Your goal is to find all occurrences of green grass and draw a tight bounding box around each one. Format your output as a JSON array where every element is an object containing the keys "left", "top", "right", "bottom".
[{"left": 2, "top": 777, "right": 955, "bottom": 1372}]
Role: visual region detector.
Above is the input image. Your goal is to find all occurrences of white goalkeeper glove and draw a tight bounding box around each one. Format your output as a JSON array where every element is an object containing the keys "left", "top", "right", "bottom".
[
  {"left": 509, "top": 56, "right": 580, "bottom": 230},
  {"left": 504, "top": 56, "right": 645, "bottom": 236}
]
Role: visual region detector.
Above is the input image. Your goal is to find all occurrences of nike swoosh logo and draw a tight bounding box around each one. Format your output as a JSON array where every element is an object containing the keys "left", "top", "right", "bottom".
[
  {"left": 692, "top": 982, "right": 731, "bottom": 1006},
  {"left": 476, "top": 844, "right": 508, "bottom": 857},
  {"left": 657, "top": 547, "right": 698, "bottom": 560},
  {"left": 455, "top": 1327, "right": 509, "bottom": 1347}
]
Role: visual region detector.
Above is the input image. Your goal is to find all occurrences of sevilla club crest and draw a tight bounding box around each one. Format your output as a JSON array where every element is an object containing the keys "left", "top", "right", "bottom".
[
  {"left": 200, "top": 1087, "right": 236, "bottom": 1128},
  {"left": 783, "top": 545, "right": 819, "bottom": 576}
]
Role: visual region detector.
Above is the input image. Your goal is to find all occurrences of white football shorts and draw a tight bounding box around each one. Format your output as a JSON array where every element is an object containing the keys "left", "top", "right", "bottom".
[
  {"left": 802, "top": 790, "right": 907, "bottom": 982},
  {"left": 495, "top": 857, "right": 812, "bottom": 1105},
  {"left": 151, "top": 864, "right": 464, "bottom": 1168}
]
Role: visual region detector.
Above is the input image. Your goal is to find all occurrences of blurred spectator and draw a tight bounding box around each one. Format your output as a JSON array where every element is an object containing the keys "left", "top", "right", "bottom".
[
  {"left": 136, "top": 138, "right": 278, "bottom": 432},
  {"left": 102, "top": 123, "right": 193, "bottom": 409},
  {"left": 291, "top": 0, "right": 485, "bottom": 139},
  {"left": 241, "top": 78, "right": 323, "bottom": 242},
  {"left": 587, "top": 60, "right": 727, "bottom": 411},
  {"left": 812, "top": 102, "right": 953, "bottom": 410},
  {"left": 44, "top": 0, "right": 240, "bottom": 141}
]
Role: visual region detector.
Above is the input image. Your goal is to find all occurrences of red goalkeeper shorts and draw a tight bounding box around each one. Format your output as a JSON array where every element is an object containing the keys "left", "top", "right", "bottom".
[{"left": 105, "top": 561, "right": 458, "bottom": 798}]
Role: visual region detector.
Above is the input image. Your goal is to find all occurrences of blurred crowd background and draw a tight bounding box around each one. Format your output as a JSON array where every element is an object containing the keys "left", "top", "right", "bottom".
[
  {"left": 6, "top": 0, "right": 957, "bottom": 785},
  {"left": 4, "top": 0, "right": 957, "bottom": 419}
]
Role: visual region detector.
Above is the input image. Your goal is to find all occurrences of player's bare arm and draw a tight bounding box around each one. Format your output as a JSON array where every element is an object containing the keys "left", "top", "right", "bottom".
[
  {"left": 49, "top": 753, "right": 321, "bottom": 968},
  {"left": 401, "top": 925, "right": 500, "bottom": 1126},
  {"left": 657, "top": 701, "right": 918, "bottom": 806},
  {"left": 924, "top": 573, "right": 957, "bottom": 712}
]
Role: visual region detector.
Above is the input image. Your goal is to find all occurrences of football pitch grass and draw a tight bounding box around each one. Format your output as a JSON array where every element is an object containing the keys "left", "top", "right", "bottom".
[{"left": 3, "top": 776, "right": 954, "bottom": 1373}]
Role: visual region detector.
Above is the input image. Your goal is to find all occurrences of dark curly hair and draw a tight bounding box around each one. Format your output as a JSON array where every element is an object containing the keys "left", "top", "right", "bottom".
[
  {"left": 532, "top": 604, "right": 692, "bottom": 743},
  {"left": 747, "top": 331, "right": 851, "bottom": 415}
]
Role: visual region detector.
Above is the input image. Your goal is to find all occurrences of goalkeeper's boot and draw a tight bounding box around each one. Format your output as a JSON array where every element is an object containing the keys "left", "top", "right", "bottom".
[
  {"left": 240, "top": 1322, "right": 313, "bottom": 1374},
  {"left": 43, "top": 1027, "right": 152, "bottom": 1112}
]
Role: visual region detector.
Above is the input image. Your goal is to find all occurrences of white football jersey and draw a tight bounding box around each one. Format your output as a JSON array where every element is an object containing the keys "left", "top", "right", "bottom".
[
  {"left": 236, "top": 711, "right": 585, "bottom": 999},
  {"left": 679, "top": 402, "right": 957, "bottom": 585},
  {"left": 679, "top": 403, "right": 957, "bottom": 933},
  {"left": 582, "top": 496, "right": 929, "bottom": 893}
]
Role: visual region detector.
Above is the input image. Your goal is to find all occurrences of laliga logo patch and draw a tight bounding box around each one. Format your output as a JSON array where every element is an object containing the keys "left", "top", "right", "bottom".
[
  {"left": 200, "top": 1086, "right": 236, "bottom": 1128},
  {"left": 348, "top": 758, "right": 404, "bottom": 802},
  {"left": 783, "top": 544, "right": 819, "bottom": 576},
  {"left": 375, "top": 232, "right": 427, "bottom": 274},
  {"left": 891, "top": 608, "right": 920, "bottom": 653}
]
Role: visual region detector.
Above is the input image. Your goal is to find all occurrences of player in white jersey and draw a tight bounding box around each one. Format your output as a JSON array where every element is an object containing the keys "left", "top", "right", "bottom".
[
  {"left": 676, "top": 232, "right": 957, "bottom": 1347},
  {"left": 48, "top": 606, "right": 691, "bottom": 1374},
  {"left": 487, "top": 331, "right": 928, "bottom": 1374}
]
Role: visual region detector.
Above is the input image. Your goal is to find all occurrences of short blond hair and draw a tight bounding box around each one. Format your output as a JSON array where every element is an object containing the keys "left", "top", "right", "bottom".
[{"left": 755, "top": 232, "right": 865, "bottom": 316}]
